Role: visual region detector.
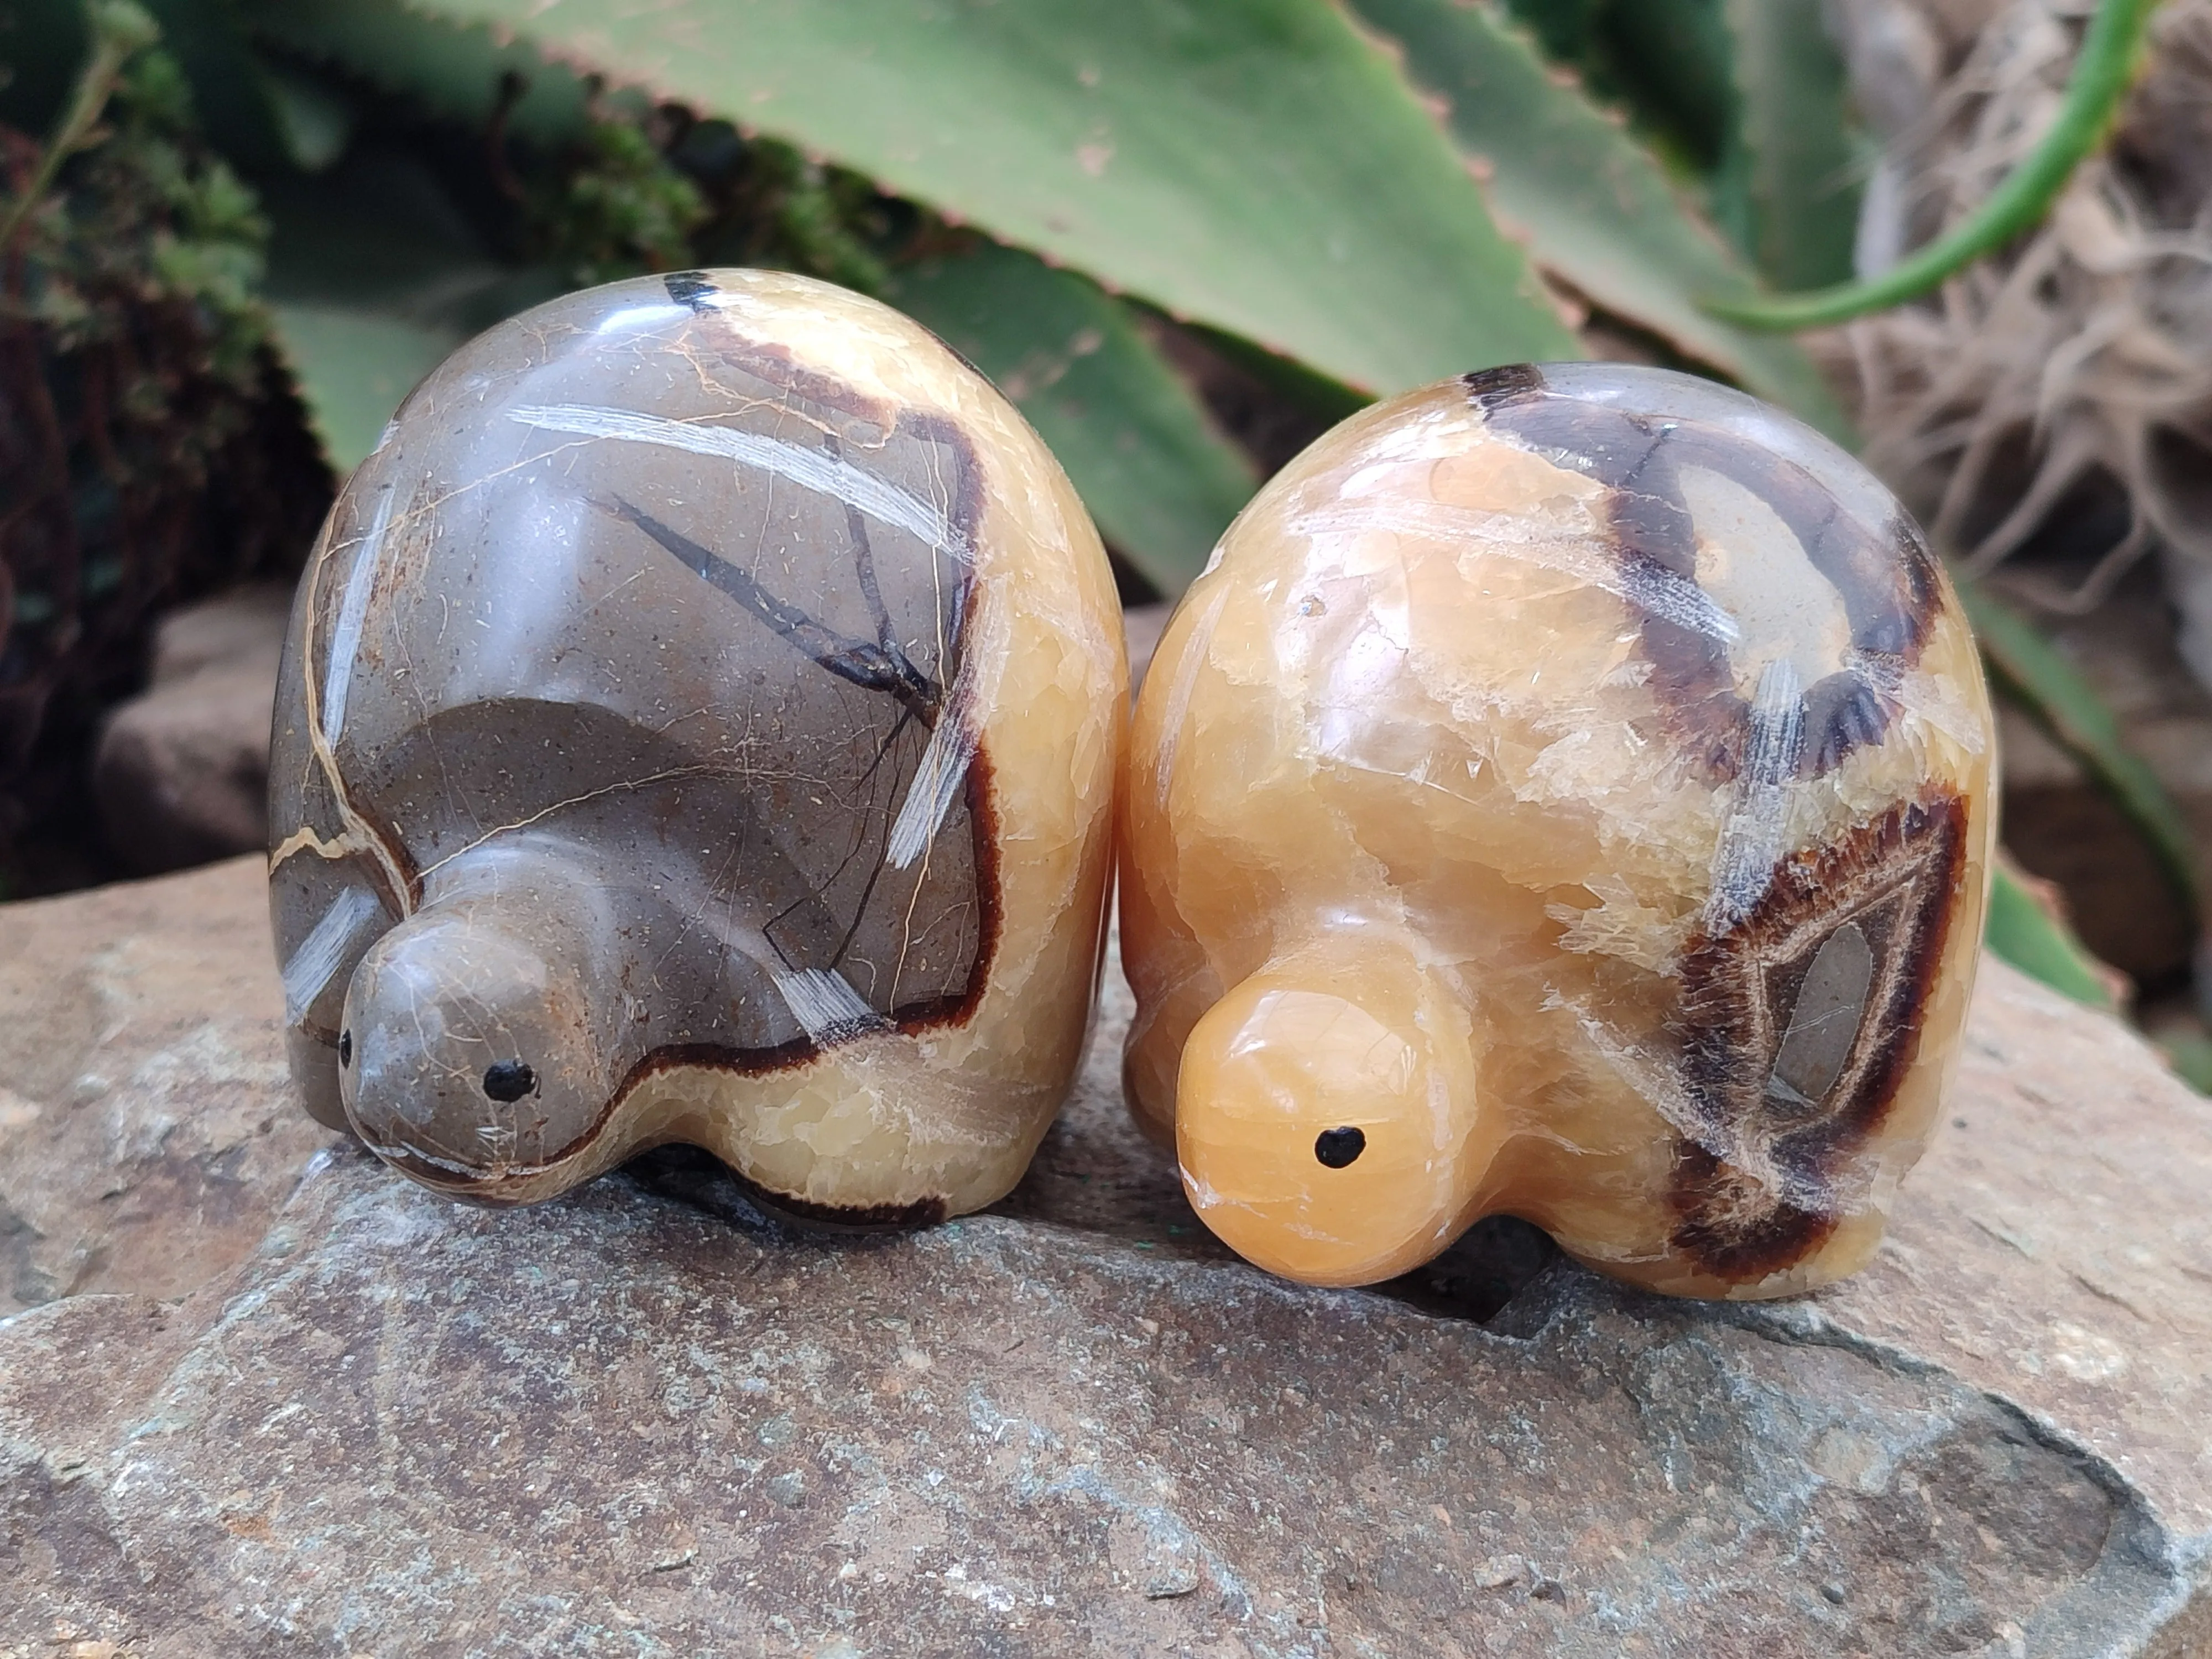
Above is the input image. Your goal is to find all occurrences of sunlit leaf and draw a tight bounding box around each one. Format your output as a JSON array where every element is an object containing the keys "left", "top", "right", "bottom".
[{"left": 397, "top": 0, "right": 1583, "bottom": 394}]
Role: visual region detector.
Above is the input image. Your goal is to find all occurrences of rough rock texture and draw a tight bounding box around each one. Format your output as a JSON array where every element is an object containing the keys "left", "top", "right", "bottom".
[
  {"left": 2, "top": 859, "right": 2209, "bottom": 1656},
  {"left": 0, "top": 857, "right": 337, "bottom": 1314},
  {"left": 92, "top": 585, "right": 292, "bottom": 876}
]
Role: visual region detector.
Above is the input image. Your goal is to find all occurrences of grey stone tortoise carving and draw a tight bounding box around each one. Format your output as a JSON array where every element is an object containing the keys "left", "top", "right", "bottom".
[{"left": 268, "top": 270, "right": 1125, "bottom": 1219}]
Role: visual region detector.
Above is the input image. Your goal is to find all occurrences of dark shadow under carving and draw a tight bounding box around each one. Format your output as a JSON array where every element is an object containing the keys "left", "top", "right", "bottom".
[{"left": 623, "top": 1144, "right": 950, "bottom": 1234}]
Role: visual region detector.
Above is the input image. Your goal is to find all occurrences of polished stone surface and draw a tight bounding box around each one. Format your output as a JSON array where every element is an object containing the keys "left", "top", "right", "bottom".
[
  {"left": 1124, "top": 364, "right": 1996, "bottom": 1296},
  {"left": 269, "top": 270, "right": 1124, "bottom": 1217}
]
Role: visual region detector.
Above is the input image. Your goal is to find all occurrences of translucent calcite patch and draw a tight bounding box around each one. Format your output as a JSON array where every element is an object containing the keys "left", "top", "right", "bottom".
[
  {"left": 269, "top": 270, "right": 1124, "bottom": 1218},
  {"left": 1122, "top": 363, "right": 1993, "bottom": 1298}
]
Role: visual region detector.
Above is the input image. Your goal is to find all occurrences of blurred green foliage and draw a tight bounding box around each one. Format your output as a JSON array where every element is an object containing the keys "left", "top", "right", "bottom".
[{"left": 0, "top": 1, "right": 325, "bottom": 891}]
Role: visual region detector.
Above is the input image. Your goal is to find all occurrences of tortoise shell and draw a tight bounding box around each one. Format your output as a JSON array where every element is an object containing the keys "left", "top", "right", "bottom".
[
  {"left": 269, "top": 270, "right": 1124, "bottom": 1217},
  {"left": 1122, "top": 363, "right": 1994, "bottom": 1298}
]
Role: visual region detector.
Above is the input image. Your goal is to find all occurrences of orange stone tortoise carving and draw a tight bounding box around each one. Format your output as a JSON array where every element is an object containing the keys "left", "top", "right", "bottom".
[{"left": 1121, "top": 364, "right": 1994, "bottom": 1299}]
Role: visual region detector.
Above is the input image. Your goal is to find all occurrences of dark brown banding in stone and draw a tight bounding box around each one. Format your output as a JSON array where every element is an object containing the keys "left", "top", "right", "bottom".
[
  {"left": 367, "top": 1034, "right": 954, "bottom": 1229},
  {"left": 1659, "top": 426, "right": 1938, "bottom": 672},
  {"left": 355, "top": 1039, "right": 837, "bottom": 1204},
  {"left": 1477, "top": 398, "right": 1745, "bottom": 778},
  {"left": 410, "top": 380, "right": 990, "bottom": 1052},
  {"left": 733, "top": 1183, "right": 950, "bottom": 1232},
  {"left": 353, "top": 726, "right": 1003, "bottom": 1194},
  {"left": 688, "top": 324, "right": 978, "bottom": 444},
  {"left": 1666, "top": 1143, "right": 1837, "bottom": 1282},
  {"left": 1461, "top": 363, "right": 1546, "bottom": 409},
  {"left": 894, "top": 735, "right": 1003, "bottom": 1039},
  {"left": 663, "top": 270, "right": 719, "bottom": 313},
  {"left": 332, "top": 706, "right": 1003, "bottom": 1194},
  {"left": 1667, "top": 794, "right": 1970, "bottom": 1280},
  {"left": 1893, "top": 513, "right": 1943, "bottom": 620},
  {"left": 348, "top": 797, "right": 422, "bottom": 913},
  {"left": 1473, "top": 395, "right": 1949, "bottom": 783},
  {"left": 1799, "top": 670, "right": 1894, "bottom": 777},
  {"left": 1618, "top": 431, "right": 1743, "bottom": 780}
]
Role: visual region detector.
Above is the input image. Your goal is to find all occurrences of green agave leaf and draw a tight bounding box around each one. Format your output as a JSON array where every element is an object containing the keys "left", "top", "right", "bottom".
[
  {"left": 240, "top": 0, "right": 614, "bottom": 147},
  {"left": 1343, "top": 0, "right": 1849, "bottom": 440},
  {"left": 1719, "top": 0, "right": 1860, "bottom": 291},
  {"left": 886, "top": 242, "right": 1256, "bottom": 596},
  {"left": 269, "top": 302, "right": 462, "bottom": 468},
  {"left": 134, "top": 0, "right": 285, "bottom": 170},
  {"left": 1491, "top": 1, "right": 1739, "bottom": 181},
  {"left": 2155, "top": 1026, "right": 2212, "bottom": 1094},
  {"left": 1587, "top": 0, "right": 1738, "bottom": 174},
  {"left": 1961, "top": 581, "right": 2201, "bottom": 918},
  {"left": 257, "top": 148, "right": 560, "bottom": 469},
  {"left": 1493, "top": 0, "right": 1603, "bottom": 66},
  {"left": 1985, "top": 863, "right": 2122, "bottom": 1013},
  {"left": 1181, "top": 322, "right": 1375, "bottom": 446},
  {"left": 257, "top": 57, "right": 356, "bottom": 171},
  {"left": 38, "top": 0, "right": 361, "bottom": 176},
  {"left": 137, "top": 0, "right": 352, "bottom": 175},
  {"left": 395, "top": 0, "right": 1582, "bottom": 394}
]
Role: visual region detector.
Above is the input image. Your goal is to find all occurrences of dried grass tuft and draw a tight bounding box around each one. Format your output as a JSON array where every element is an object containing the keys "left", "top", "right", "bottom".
[{"left": 1828, "top": 0, "right": 2212, "bottom": 683}]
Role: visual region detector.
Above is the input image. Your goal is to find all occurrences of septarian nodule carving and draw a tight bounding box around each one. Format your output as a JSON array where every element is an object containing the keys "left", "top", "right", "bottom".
[
  {"left": 269, "top": 270, "right": 1124, "bottom": 1217},
  {"left": 1122, "top": 363, "right": 1992, "bottom": 1298}
]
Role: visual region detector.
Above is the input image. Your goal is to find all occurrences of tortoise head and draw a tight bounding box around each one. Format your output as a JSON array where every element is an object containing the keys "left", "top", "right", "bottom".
[
  {"left": 1172, "top": 934, "right": 1502, "bottom": 1287},
  {"left": 338, "top": 885, "right": 618, "bottom": 1199}
]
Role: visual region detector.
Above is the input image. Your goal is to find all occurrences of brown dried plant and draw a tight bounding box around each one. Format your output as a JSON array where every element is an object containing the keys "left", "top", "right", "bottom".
[{"left": 1833, "top": 0, "right": 2212, "bottom": 682}]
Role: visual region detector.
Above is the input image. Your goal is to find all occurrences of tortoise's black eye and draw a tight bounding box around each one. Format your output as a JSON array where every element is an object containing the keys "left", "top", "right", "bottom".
[
  {"left": 338, "top": 1029, "right": 353, "bottom": 1067},
  {"left": 1314, "top": 1126, "right": 1366, "bottom": 1168},
  {"left": 483, "top": 1060, "right": 537, "bottom": 1102}
]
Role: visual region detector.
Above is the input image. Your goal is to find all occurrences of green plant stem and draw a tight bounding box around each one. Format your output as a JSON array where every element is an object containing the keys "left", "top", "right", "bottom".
[
  {"left": 1702, "top": 0, "right": 2163, "bottom": 330},
  {"left": 0, "top": 2, "right": 160, "bottom": 258}
]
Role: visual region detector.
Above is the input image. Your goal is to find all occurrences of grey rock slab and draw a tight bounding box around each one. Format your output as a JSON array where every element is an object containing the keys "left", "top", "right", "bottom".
[
  {"left": 93, "top": 585, "right": 291, "bottom": 875},
  {"left": 1811, "top": 964, "right": 2212, "bottom": 1541},
  {"left": 0, "top": 1147, "right": 2190, "bottom": 1659},
  {"left": 0, "top": 857, "right": 338, "bottom": 1316},
  {"left": 1, "top": 859, "right": 2209, "bottom": 1655}
]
